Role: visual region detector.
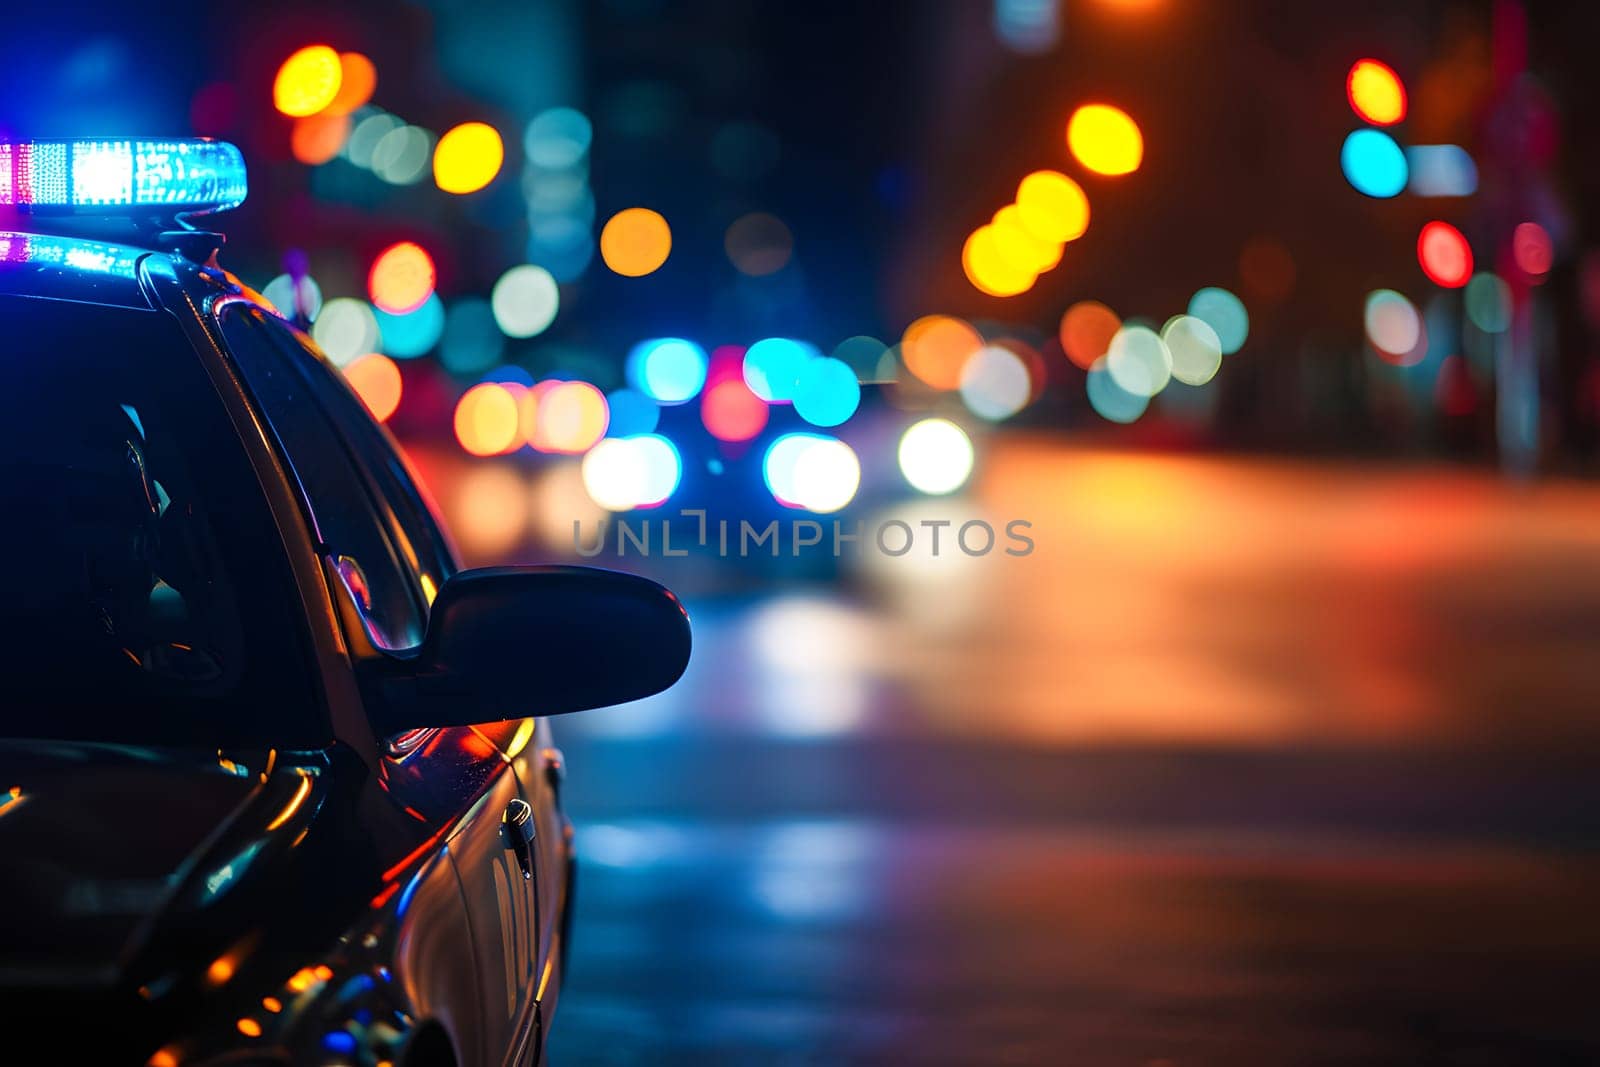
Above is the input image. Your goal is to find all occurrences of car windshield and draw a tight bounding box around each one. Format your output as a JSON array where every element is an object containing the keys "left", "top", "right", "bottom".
[{"left": 0, "top": 295, "right": 323, "bottom": 747}]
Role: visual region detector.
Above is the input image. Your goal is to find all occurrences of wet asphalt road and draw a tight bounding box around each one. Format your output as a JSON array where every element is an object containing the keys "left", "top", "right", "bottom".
[{"left": 519, "top": 443, "right": 1600, "bottom": 1065}]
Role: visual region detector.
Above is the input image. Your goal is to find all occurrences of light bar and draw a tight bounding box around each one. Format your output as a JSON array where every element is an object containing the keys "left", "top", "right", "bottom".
[{"left": 0, "top": 139, "right": 247, "bottom": 216}]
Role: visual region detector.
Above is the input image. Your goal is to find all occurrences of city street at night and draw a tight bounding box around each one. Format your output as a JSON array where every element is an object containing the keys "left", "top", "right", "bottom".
[{"left": 3, "top": 1, "right": 1600, "bottom": 1063}]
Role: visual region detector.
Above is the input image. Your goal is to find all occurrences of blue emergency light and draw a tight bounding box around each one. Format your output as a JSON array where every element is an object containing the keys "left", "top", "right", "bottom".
[{"left": 0, "top": 138, "right": 247, "bottom": 215}]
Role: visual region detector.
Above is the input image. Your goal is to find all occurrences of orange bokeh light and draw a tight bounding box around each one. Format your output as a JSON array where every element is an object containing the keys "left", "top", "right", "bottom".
[
  {"left": 344, "top": 354, "right": 403, "bottom": 422},
  {"left": 1059, "top": 301, "right": 1122, "bottom": 370},
  {"left": 1347, "top": 59, "right": 1407, "bottom": 126},
  {"left": 454, "top": 383, "right": 522, "bottom": 456},
  {"left": 291, "top": 113, "right": 352, "bottom": 165},
  {"left": 600, "top": 208, "right": 673, "bottom": 277},
  {"left": 368, "top": 242, "right": 436, "bottom": 315},
  {"left": 902, "top": 314, "right": 983, "bottom": 390},
  {"left": 528, "top": 381, "right": 610, "bottom": 454},
  {"left": 324, "top": 53, "right": 377, "bottom": 116}
]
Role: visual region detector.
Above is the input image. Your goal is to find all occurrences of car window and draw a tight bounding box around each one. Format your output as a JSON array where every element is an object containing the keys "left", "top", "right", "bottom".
[
  {"left": 287, "top": 338, "right": 457, "bottom": 597},
  {"left": 214, "top": 305, "right": 427, "bottom": 651},
  {"left": 0, "top": 296, "right": 323, "bottom": 746}
]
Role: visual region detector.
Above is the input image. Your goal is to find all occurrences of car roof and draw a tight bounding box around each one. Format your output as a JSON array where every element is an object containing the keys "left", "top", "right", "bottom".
[{"left": 0, "top": 230, "right": 157, "bottom": 310}]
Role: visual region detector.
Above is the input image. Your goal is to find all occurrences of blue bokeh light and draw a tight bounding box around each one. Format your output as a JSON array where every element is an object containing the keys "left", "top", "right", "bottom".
[
  {"left": 1341, "top": 129, "right": 1408, "bottom": 199},
  {"left": 793, "top": 357, "right": 861, "bottom": 427},
  {"left": 627, "top": 338, "right": 709, "bottom": 405},
  {"left": 374, "top": 293, "right": 444, "bottom": 359},
  {"left": 743, "top": 338, "right": 818, "bottom": 403},
  {"left": 605, "top": 387, "right": 660, "bottom": 437}
]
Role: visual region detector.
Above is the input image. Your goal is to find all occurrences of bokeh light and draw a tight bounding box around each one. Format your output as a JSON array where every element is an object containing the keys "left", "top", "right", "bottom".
[
  {"left": 725, "top": 212, "right": 794, "bottom": 276},
  {"left": 433, "top": 122, "right": 504, "bottom": 194},
  {"left": 1086, "top": 356, "right": 1148, "bottom": 423},
  {"left": 1417, "top": 221, "right": 1473, "bottom": 288},
  {"left": 490, "top": 264, "right": 560, "bottom": 338},
  {"left": 1364, "top": 289, "right": 1424, "bottom": 363},
  {"left": 582, "top": 434, "right": 682, "bottom": 510},
  {"left": 628, "top": 338, "right": 708, "bottom": 404},
  {"left": 991, "top": 205, "right": 1063, "bottom": 273},
  {"left": 1015, "top": 170, "right": 1089, "bottom": 243},
  {"left": 1346, "top": 59, "right": 1407, "bottom": 126},
  {"left": 453, "top": 465, "right": 527, "bottom": 557},
  {"left": 524, "top": 107, "right": 593, "bottom": 168},
  {"left": 793, "top": 357, "right": 862, "bottom": 427},
  {"left": 312, "top": 298, "right": 379, "bottom": 367},
  {"left": 1342, "top": 129, "right": 1408, "bottom": 198},
  {"left": 1066, "top": 104, "right": 1143, "bottom": 176},
  {"left": 1513, "top": 222, "right": 1553, "bottom": 279},
  {"left": 291, "top": 114, "right": 352, "bottom": 164},
  {"left": 1406, "top": 145, "right": 1478, "bottom": 197},
  {"left": 1187, "top": 287, "right": 1250, "bottom": 355},
  {"left": 600, "top": 208, "right": 672, "bottom": 277},
  {"left": 342, "top": 353, "right": 402, "bottom": 422},
  {"left": 701, "top": 378, "right": 769, "bottom": 442},
  {"left": 764, "top": 434, "right": 860, "bottom": 513},
  {"left": 374, "top": 294, "right": 444, "bottom": 359},
  {"left": 833, "top": 335, "right": 889, "bottom": 381},
  {"left": 1106, "top": 324, "right": 1172, "bottom": 398},
  {"left": 1465, "top": 273, "right": 1512, "bottom": 334},
  {"left": 898, "top": 418, "right": 974, "bottom": 495},
  {"left": 440, "top": 297, "right": 503, "bottom": 375},
  {"left": 902, "top": 315, "right": 982, "bottom": 390},
  {"left": 325, "top": 53, "right": 377, "bottom": 116},
  {"left": 527, "top": 381, "right": 609, "bottom": 454},
  {"left": 605, "top": 388, "right": 660, "bottom": 437},
  {"left": 959, "top": 345, "right": 1031, "bottom": 421},
  {"left": 1161, "top": 315, "right": 1223, "bottom": 386},
  {"left": 1058, "top": 300, "right": 1121, "bottom": 370},
  {"left": 962, "top": 225, "right": 1036, "bottom": 297},
  {"left": 454, "top": 382, "right": 522, "bottom": 456},
  {"left": 372, "top": 126, "right": 432, "bottom": 185},
  {"left": 744, "top": 337, "right": 818, "bottom": 402},
  {"left": 790, "top": 438, "right": 861, "bottom": 513},
  {"left": 346, "top": 111, "right": 401, "bottom": 168},
  {"left": 368, "top": 242, "right": 436, "bottom": 315},
  {"left": 273, "top": 45, "right": 342, "bottom": 118},
  {"left": 261, "top": 273, "right": 322, "bottom": 322}
]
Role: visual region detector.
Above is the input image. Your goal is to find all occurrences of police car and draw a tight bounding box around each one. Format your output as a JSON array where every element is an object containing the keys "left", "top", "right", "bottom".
[{"left": 0, "top": 139, "right": 691, "bottom": 1066}]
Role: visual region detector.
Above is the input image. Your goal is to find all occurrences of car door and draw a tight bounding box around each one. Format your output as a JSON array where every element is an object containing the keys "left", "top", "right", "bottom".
[{"left": 213, "top": 304, "right": 543, "bottom": 1062}]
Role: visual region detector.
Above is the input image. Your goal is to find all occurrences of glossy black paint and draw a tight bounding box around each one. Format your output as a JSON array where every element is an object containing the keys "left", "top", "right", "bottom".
[
  {"left": 377, "top": 566, "right": 693, "bottom": 732},
  {"left": 0, "top": 230, "right": 682, "bottom": 1066}
]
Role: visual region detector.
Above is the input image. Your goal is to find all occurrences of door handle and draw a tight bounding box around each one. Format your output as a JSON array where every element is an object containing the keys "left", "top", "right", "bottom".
[{"left": 502, "top": 799, "right": 535, "bottom": 880}]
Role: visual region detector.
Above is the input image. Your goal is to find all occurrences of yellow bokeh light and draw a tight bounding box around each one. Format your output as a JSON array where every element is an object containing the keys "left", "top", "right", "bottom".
[
  {"left": 1014, "top": 170, "right": 1090, "bottom": 244},
  {"left": 273, "top": 45, "right": 343, "bottom": 118},
  {"left": 1347, "top": 59, "right": 1406, "bottom": 126},
  {"left": 962, "top": 225, "right": 1036, "bottom": 298},
  {"left": 433, "top": 122, "right": 505, "bottom": 195},
  {"left": 368, "top": 241, "right": 436, "bottom": 314},
  {"left": 600, "top": 208, "right": 673, "bottom": 277},
  {"left": 1066, "top": 104, "right": 1144, "bottom": 177},
  {"left": 991, "top": 205, "right": 1063, "bottom": 273}
]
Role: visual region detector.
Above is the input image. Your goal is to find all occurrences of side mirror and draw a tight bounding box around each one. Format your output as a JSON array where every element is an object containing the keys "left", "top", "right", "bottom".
[{"left": 374, "top": 565, "right": 691, "bottom": 732}]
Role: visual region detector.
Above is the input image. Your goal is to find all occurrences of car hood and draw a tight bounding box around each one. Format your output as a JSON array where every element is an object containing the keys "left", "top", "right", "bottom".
[{"left": 0, "top": 739, "right": 266, "bottom": 988}]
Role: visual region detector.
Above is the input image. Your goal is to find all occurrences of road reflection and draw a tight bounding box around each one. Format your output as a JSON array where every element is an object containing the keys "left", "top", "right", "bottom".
[{"left": 537, "top": 443, "right": 1600, "bottom": 1063}]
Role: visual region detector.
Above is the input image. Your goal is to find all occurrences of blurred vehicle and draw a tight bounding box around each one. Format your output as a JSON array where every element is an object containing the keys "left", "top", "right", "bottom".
[{"left": 0, "top": 139, "right": 691, "bottom": 1066}]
